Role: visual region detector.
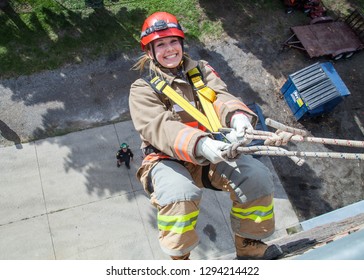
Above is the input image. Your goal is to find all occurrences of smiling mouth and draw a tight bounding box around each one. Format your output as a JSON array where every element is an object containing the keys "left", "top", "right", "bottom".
[{"left": 164, "top": 54, "right": 178, "bottom": 59}]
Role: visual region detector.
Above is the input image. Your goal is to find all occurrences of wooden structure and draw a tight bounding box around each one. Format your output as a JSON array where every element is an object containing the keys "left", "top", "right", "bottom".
[{"left": 284, "top": 10, "right": 364, "bottom": 60}]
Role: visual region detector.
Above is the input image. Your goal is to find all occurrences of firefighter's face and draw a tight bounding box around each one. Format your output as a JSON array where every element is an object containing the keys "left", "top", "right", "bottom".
[{"left": 149, "top": 36, "right": 183, "bottom": 69}]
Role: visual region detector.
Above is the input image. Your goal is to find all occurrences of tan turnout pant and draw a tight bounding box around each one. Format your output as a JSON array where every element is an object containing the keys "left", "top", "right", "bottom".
[{"left": 148, "top": 155, "right": 275, "bottom": 257}]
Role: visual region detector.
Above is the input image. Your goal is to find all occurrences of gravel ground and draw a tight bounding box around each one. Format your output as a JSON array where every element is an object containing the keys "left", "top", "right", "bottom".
[{"left": 1, "top": 2, "right": 363, "bottom": 221}]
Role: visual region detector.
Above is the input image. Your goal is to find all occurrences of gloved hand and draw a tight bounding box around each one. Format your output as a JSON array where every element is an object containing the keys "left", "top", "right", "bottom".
[
  {"left": 226, "top": 113, "right": 253, "bottom": 145},
  {"left": 195, "top": 137, "right": 231, "bottom": 164},
  {"left": 264, "top": 130, "right": 293, "bottom": 146}
]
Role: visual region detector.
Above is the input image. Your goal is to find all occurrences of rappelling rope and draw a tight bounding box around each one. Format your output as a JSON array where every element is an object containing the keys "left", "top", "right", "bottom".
[
  {"left": 221, "top": 118, "right": 364, "bottom": 165},
  {"left": 265, "top": 118, "right": 364, "bottom": 148}
]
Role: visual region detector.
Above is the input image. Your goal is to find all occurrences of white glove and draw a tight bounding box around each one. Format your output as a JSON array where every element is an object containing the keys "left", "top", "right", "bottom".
[
  {"left": 195, "top": 137, "right": 231, "bottom": 164},
  {"left": 226, "top": 113, "right": 253, "bottom": 145}
]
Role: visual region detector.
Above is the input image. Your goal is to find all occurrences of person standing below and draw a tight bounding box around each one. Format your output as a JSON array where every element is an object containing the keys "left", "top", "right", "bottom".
[
  {"left": 116, "top": 143, "right": 133, "bottom": 169},
  {"left": 129, "top": 11, "right": 284, "bottom": 260}
]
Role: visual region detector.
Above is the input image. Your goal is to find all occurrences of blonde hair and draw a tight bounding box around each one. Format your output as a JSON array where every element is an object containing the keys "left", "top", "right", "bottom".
[{"left": 131, "top": 44, "right": 165, "bottom": 77}]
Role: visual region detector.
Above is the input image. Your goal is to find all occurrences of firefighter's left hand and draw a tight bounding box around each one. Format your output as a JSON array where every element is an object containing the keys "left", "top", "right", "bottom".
[
  {"left": 226, "top": 113, "right": 253, "bottom": 145},
  {"left": 195, "top": 136, "right": 232, "bottom": 164}
]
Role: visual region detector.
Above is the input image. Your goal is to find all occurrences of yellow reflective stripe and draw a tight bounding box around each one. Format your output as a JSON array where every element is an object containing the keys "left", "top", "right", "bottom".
[
  {"left": 231, "top": 212, "right": 274, "bottom": 223},
  {"left": 232, "top": 202, "right": 274, "bottom": 213},
  {"left": 151, "top": 79, "right": 213, "bottom": 132},
  {"left": 231, "top": 202, "right": 274, "bottom": 223},
  {"left": 158, "top": 221, "right": 197, "bottom": 234},
  {"left": 158, "top": 210, "right": 199, "bottom": 234},
  {"left": 158, "top": 210, "right": 199, "bottom": 222}
]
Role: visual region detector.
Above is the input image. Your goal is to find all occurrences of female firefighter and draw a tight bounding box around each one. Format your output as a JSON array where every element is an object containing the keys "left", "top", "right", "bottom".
[{"left": 129, "top": 11, "right": 283, "bottom": 260}]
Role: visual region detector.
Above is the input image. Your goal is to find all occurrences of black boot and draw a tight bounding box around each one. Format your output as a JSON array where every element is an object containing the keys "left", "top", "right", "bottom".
[
  {"left": 170, "top": 252, "right": 190, "bottom": 260},
  {"left": 236, "top": 236, "right": 283, "bottom": 260}
]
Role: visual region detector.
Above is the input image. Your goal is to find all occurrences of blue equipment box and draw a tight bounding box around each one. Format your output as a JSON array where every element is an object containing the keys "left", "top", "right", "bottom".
[{"left": 280, "top": 62, "right": 350, "bottom": 120}]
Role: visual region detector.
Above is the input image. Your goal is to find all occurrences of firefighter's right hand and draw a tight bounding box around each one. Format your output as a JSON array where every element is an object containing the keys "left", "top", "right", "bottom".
[
  {"left": 227, "top": 113, "right": 253, "bottom": 145},
  {"left": 195, "top": 136, "right": 231, "bottom": 164}
]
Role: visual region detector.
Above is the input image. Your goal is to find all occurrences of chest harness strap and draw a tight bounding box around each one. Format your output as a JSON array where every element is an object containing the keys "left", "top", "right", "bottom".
[
  {"left": 147, "top": 67, "right": 222, "bottom": 132},
  {"left": 187, "top": 68, "right": 222, "bottom": 132}
]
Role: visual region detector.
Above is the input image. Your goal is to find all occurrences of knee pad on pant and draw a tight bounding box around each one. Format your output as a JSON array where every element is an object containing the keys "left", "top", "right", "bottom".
[
  {"left": 150, "top": 160, "right": 203, "bottom": 206},
  {"left": 215, "top": 155, "right": 274, "bottom": 203}
]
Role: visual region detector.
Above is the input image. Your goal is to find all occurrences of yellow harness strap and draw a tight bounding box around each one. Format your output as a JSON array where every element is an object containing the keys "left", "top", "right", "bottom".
[
  {"left": 187, "top": 68, "right": 222, "bottom": 132},
  {"left": 148, "top": 67, "right": 222, "bottom": 132},
  {"left": 150, "top": 76, "right": 214, "bottom": 132}
]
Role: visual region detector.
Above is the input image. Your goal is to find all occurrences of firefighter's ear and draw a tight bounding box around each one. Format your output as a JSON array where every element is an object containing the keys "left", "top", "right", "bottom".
[
  {"left": 147, "top": 49, "right": 154, "bottom": 60},
  {"left": 145, "top": 43, "right": 155, "bottom": 60}
]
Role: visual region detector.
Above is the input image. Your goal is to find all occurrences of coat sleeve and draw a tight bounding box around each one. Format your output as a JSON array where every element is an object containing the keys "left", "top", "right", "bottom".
[
  {"left": 199, "top": 60, "right": 258, "bottom": 127},
  {"left": 129, "top": 149, "right": 134, "bottom": 158},
  {"left": 129, "top": 78, "right": 210, "bottom": 164}
]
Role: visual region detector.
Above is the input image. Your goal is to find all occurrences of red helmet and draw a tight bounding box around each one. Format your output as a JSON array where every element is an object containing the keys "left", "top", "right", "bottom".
[{"left": 140, "top": 12, "right": 184, "bottom": 51}]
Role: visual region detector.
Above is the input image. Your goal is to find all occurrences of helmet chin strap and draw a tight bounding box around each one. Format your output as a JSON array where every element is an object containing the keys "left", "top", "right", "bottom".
[{"left": 150, "top": 45, "right": 162, "bottom": 68}]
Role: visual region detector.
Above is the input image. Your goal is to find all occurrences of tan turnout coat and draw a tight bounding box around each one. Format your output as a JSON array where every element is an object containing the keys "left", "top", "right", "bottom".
[{"left": 129, "top": 56, "right": 257, "bottom": 192}]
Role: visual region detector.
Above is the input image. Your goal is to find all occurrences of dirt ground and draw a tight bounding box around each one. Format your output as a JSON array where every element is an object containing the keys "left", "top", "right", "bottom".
[
  {"left": 0, "top": 1, "right": 363, "bottom": 221},
  {"left": 197, "top": 0, "right": 364, "bottom": 221}
]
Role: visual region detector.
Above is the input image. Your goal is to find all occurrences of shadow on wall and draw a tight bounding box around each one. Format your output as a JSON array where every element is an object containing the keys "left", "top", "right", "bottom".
[
  {"left": 0, "top": 0, "right": 8, "bottom": 9},
  {"left": 1, "top": 9, "right": 330, "bottom": 223},
  {"left": 0, "top": 120, "right": 22, "bottom": 149},
  {"left": 1, "top": 1, "right": 361, "bottom": 221}
]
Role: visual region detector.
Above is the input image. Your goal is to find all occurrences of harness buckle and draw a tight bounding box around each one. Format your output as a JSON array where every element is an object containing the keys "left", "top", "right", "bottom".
[{"left": 212, "top": 128, "right": 233, "bottom": 143}]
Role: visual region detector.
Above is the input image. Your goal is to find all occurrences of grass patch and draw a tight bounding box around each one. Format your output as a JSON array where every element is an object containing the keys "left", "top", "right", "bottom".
[
  {"left": 0, "top": 0, "right": 144, "bottom": 77},
  {"left": 0, "top": 0, "right": 363, "bottom": 78},
  {"left": 0, "top": 0, "right": 223, "bottom": 78}
]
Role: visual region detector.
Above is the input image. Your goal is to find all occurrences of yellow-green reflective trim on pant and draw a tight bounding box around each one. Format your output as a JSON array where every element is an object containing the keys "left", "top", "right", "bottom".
[
  {"left": 231, "top": 202, "right": 274, "bottom": 223},
  {"left": 158, "top": 210, "right": 199, "bottom": 234}
]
